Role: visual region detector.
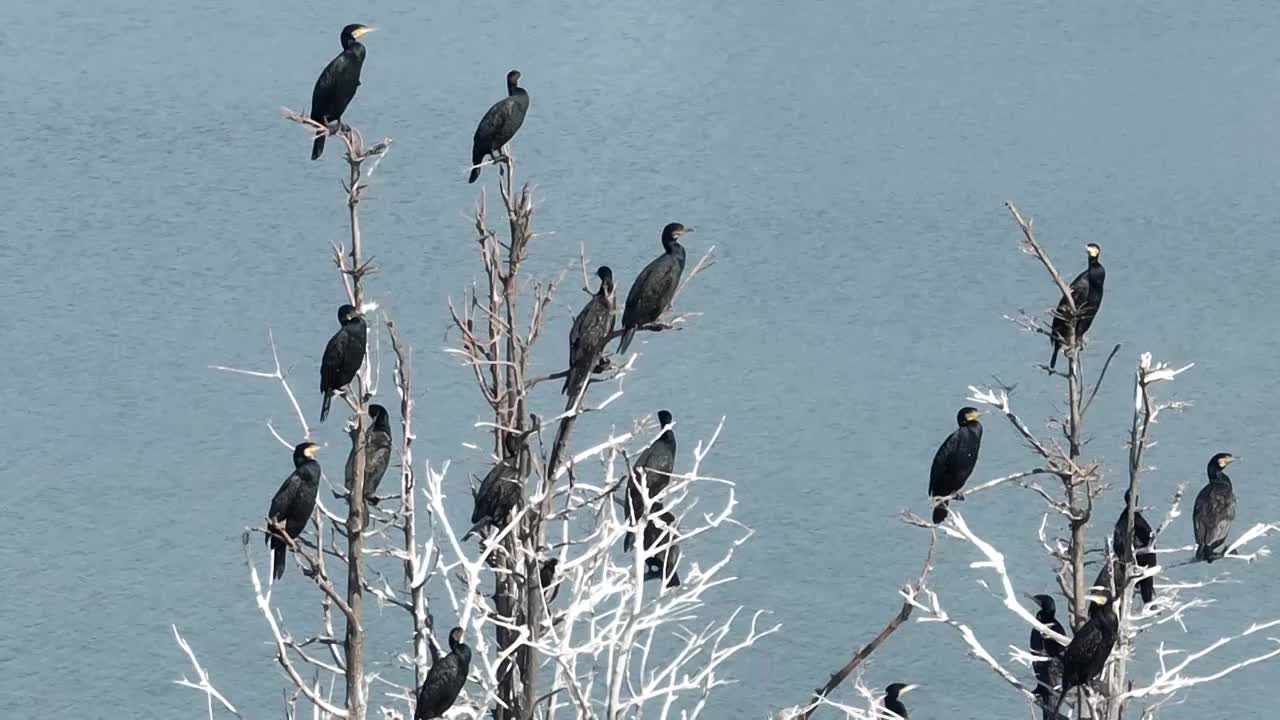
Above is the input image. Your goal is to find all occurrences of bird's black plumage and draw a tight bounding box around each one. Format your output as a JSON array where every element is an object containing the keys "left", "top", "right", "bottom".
[
  {"left": 642, "top": 510, "right": 682, "bottom": 588},
  {"left": 883, "top": 683, "right": 917, "bottom": 719},
  {"left": 465, "top": 434, "right": 528, "bottom": 539},
  {"left": 1113, "top": 490, "right": 1157, "bottom": 603},
  {"left": 539, "top": 557, "right": 561, "bottom": 602},
  {"left": 563, "top": 266, "right": 616, "bottom": 401},
  {"left": 928, "top": 407, "right": 983, "bottom": 523},
  {"left": 1049, "top": 243, "right": 1105, "bottom": 370},
  {"left": 1194, "top": 453, "right": 1237, "bottom": 562},
  {"left": 468, "top": 70, "right": 529, "bottom": 183},
  {"left": 624, "top": 410, "right": 677, "bottom": 552},
  {"left": 1030, "top": 594, "right": 1066, "bottom": 709},
  {"left": 320, "top": 304, "right": 368, "bottom": 422},
  {"left": 266, "top": 442, "right": 322, "bottom": 580},
  {"left": 345, "top": 403, "right": 392, "bottom": 504},
  {"left": 1053, "top": 591, "right": 1118, "bottom": 718},
  {"left": 415, "top": 627, "right": 471, "bottom": 719},
  {"left": 618, "top": 223, "right": 690, "bottom": 354},
  {"left": 309, "top": 24, "right": 374, "bottom": 160}
]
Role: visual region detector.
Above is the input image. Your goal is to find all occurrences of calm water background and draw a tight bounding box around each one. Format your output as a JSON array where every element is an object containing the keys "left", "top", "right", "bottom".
[{"left": 2, "top": 0, "right": 1279, "bottom": 717}]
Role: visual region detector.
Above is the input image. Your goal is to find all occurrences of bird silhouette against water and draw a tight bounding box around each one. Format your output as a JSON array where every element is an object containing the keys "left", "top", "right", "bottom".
[
  {"left": 415, "top": 627, "right": 471, "bottom": 719},
  {"left": 344, "top": 403, "right": 392, "bottom": 504},
  {"left": 464, "top": 427, "right": 538, "bottom": 540},
  {"left": 1194, "top": 453, "right": 1237, "bottom": 562},
  {"left": 928, "top": 407, "right": 983, "bottom": 523},
  {"left": 642, "top": 508, "right": 682, "bottom": 588},
  {"left": 309, "top": 24, "right": 375, "bottom": 160},
  {"left": 1029, "top": 594, "right": 1066, "bottom": 711},
  {"left": 1049, "top": 243, "right": 1105, "bottom": 370},
  {"left": 320, "top": 304, "right": 367, "bottom": 422},
  {"left": 266, "top": 442, "right": 322, "bottom": 580},
  {"left": 469, "top": 70, "right": 529, "bottom": 183},
  {"left": 1113, "top": 490, "right": 1157, "bottom": 603},
  {"left": 1052, "top": 590, "right": 1118, "bottom": 718},
  {"left": 883, "top": 683, "right": 918, "bottom": 719},
  {"left": 624, "top": 410, "right": 677, "bottom": 552},
  {"left": 563, "top": 266, "right": 616, "bottom": 401},
  {"left": 618, "top": 223, "right": 690, "bottom": 355}
]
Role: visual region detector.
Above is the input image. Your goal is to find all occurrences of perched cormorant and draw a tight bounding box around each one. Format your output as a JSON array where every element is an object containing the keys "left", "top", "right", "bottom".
[
  {"left": 539, "top": 557, "right": 561, "bottom": 602},
  {"left": 883, "top": 683, "right": 918, "bottom": 719},
  {"left": 563, "top": 266, "right": 617, "bottom": 401},
  {"left": 415, "top": 627, "right": 472, "bottom": 719},
  {"left": 618, "top": 223, "right": 690, "bottom": 355},
  {"left": 1029, "top": 594, "right": 1066, "bottom": 709},
  {"left": 1112, "top": 490, "right": 1156, "bottom": 603},
  {"left": 1194, "top": 453, "right": 1237, "bottom": 562},
  {"left": 642, "top": 510, "right": 682, "bottom": 588},
  {"left": 266, "top": 442, "right": 322, "bottom": 580},
  {"left": 344, "top": 403, "right": 392, "bottom": 504},
  {"left": 468, "top": 70, "right": 529, "bottom": 183},
  {"left": 1049, "top": 243, "right": 1105, "bottom": 370},
  {"left": 624, "top": 410, "right": 677, "bottom": 552},
  {"left": 309, "top": 24, "right": 375, "bottom": 160},
  {"left": 1052, "top": 591, "right": 1118, "bottom": 718},
  {"left": 928, "top": 407, "right": 983, "bottom": 523},
  {"left": 320, "top": 304, "right": 368, "bottom": 422},
  {"left": 464, "top": 433, "right": 529, "bottom": 540}
]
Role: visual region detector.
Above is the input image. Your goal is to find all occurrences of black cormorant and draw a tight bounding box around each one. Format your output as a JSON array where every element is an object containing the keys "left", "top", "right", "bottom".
[
  {"left": 468, "top": 70, "right": 529, "bottom": 183},
  {"left": 883, "top": 683, "right": 918, "bottom": 719},
  {"left": 624, "top": 410, "right": 677, "bottom": 552},
  {"left": 1029, "top": 594, "right": 1066, "bottom": 709},
  {"left": 415, "top": 626, "right": 471, "bottom": 719},
  {"left": 618, "top": 223, "right": 690, "bottom": 355},
  {"left": 928, "top": 407, "right": 983, "bottom": 523},
  {"left": 1113, "top": 490, "right": 1156, "bottom": 603},
  {"left": 642, "top": 509, "right": 682, "bottom": 588},
  {"left": 539, "top": 557, "right": 561, "bottom": 602},
  {"left": 1052, "top": 590, "right": 1118, "bottom": 718},
  {"left": 1194, "top": 453, "right": 1237, "bottom": 562},
  {"left": 320, "top": 304, "right": 368, "bottom": 422},
  {"left": 563, "top": 266, "right": 617, "bottom": 401},
  {"left": 464, "top": 433, "right": 529, "bottom": 540},
  {"left": 1049, "top": 243, "right": 1105, "bottom": 370},
  {"left": 266, "top": 442, "right": 322, "bottom": 580},
  {"left": 345, "top": 403, "right": 392, "bottom": 504},
  {"left": 309, "top": 24, "right": 375, "bottom": 160}
]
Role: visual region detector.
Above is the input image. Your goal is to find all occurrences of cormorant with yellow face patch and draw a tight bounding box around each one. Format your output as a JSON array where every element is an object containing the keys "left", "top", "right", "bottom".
[
  {"left": 618, "top": 223, "right": 691, "bottom": 355},
  {"left": 415, "top": 627, "right": 471, "bottom": 719},
  {"left": 1194, "top": 453, "right": 1237, "bottom": 562},
  {"left": 310, "top": 24, "right": 376, "bottom": 160},
  {"left": 928, "top": 407, "right": 983, "bottom": 523},
  {"left": 267, "top": 442, "right": 322, "bottom": 580},
  {"left": 883, "top": 683, "right": 918, "bottom": 719},
  {"left": 1052, "top": 590, "right": 1118, "bottom": 718},
  {"left": 1049, "top": 243, "right": 1105, "bottom": 369}
]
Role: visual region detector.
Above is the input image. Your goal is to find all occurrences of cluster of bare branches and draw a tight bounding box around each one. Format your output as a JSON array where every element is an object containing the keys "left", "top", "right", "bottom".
[{"left": 174, "top": 106, "right": 762, "bottom": 720}]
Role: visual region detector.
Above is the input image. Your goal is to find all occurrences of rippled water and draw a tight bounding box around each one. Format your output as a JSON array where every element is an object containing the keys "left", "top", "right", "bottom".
[{"left": 3, "top": 1, "right": 1279, "bottom": 717}]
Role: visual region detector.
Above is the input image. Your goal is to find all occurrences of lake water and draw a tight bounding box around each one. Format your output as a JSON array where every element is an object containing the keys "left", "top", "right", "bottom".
[{"left": 2, "top": 1, "right": 1278, "bottom": 717}]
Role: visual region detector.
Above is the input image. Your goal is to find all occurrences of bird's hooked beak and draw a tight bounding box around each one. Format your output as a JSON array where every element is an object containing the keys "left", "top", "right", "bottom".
[
  {"left": 352, "top": 26, "right": 377, "bottom": 38},
  {"left": 303, "top": 444, "right": 321, "bottom": 458},
  {"left": 1221, "top": 455, "right": 1236, "bottom": 466},
  {"left": 898, "top": 684, "right": 919, "bottom": 695}
]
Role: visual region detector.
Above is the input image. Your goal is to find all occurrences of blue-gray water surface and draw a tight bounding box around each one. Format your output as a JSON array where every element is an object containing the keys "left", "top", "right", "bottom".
[{"left": 3, "top": 1, "right": 1279, "bottom": 717}]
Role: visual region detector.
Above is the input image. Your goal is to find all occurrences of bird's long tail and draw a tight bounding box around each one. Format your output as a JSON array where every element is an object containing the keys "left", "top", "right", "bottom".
[
  {"left": 320, "top": 393, "right": 332, "bottom": 422},
  {"left": 562, "top": 363, "right": 588, "bottom": 401},
  {"left": 272, "top": 539, "right": 287, "bottom": 580},
  {"left": 623, "top": 530, "right": 635, "bottom": 553},
  {"left": 667, "top": 569, "right": 681, "bottom": 588},
  {"left": 469, "top": 148, "right": 484, "bottom": 183},
  {"left": 1052, "top": 686, "right": 1069, "bottom": 720},
  {"left": 618, "top": 327, "right": 637, "bottom": 355},
  {"left": 312, "top": 135, "right": 326, "bottom": 161},
  {"left": 1049, "top": 342, "right": 1060, "bottom": 370},
  {"left": 1139, "top": 576, "right": 1154, "bottom": 604},
  {"left": 932, "top": 501, "right": 950, "bottom": 524}
]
